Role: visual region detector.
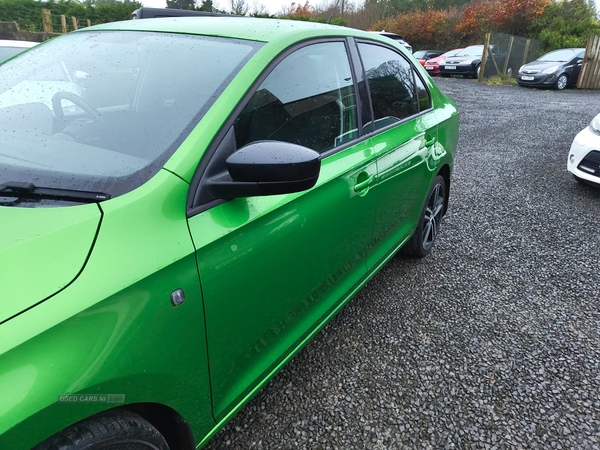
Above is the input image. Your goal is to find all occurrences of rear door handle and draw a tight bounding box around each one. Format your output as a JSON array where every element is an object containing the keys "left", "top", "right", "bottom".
[{"left": 425, "top": 136, "right": 437, "bottom": 147}]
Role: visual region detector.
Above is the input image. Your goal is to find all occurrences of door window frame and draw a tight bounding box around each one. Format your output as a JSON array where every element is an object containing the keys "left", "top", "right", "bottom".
[
  {"left": 354, "top": 39, "right": 434, "bottom": 137},
  {"left": 187, "top": 37, "right": 372, "bottom": 217}
]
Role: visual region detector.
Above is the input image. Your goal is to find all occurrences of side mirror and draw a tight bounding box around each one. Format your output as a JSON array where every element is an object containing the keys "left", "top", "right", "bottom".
[{"left": 207, "top": 141, "right": 321, "bottom": 199}]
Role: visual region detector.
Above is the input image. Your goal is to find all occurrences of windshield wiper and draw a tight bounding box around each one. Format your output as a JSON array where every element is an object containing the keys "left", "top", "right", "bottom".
[{"left": 0, "top": 181, "right": 110, "bottom": 203}]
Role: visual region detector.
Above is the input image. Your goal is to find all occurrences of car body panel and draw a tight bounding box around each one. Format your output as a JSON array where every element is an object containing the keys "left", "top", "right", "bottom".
[
  {"left": 0, "top": 204, "right": 100, "bottom": 324},
  {"left": 0, "top": 170, "right": 214, "bottom": 448},
  {"left": 568, "top": 118, "right": 600, "bottom": 185}
]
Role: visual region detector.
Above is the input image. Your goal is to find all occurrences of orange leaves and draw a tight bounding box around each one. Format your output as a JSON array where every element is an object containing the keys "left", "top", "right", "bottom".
[
  {"left": 286, "top": 1, "right": 315, "bottom": 18},
  {"left": 456, "top": 0, "right": 550, "bottom": 39}
]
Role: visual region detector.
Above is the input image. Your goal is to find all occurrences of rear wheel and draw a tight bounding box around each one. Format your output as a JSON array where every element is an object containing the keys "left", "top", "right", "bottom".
[
  {"left": 403, "top": 175, "right": 446, "bottom": 257},
  {"left": 33, "top": 411, "right": 169, "bottom": 450}
]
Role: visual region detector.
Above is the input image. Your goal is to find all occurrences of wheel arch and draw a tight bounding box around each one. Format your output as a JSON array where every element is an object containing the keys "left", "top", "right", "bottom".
[
  {"left": 436, "top": 164, "right": 451, "bottom": 215},
  {"left": 119, "top": 403, "right": 196, "bottom": 450},
  {"left": 29, "top": 403, "right": 196, "bottom": 450}
]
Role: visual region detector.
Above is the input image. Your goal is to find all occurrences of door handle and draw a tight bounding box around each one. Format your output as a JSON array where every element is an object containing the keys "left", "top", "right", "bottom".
[
  {"left": 425, "top": 136, "right": 437, "bottom": 147},
  {"left": 354, "top": 174, "right": 375, "bottom": 193}
]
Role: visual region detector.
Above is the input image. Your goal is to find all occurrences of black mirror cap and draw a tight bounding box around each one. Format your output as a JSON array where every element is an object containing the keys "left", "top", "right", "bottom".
[
  {"left": 226, "top": 141, "right": 321, "bottom": 183},
  {"left": 208, "top": 141, "right": 322, "bottom": 199}
]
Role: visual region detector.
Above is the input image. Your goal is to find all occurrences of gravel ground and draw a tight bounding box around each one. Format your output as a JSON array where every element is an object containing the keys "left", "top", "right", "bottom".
[{"left": 204, "top": 78, "right": 600, "bottom": 449}]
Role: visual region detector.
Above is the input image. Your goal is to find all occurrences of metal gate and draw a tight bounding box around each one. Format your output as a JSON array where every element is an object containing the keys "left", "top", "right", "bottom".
[{"left": 577, "top": 34, "right": 600, "bottom": 89}]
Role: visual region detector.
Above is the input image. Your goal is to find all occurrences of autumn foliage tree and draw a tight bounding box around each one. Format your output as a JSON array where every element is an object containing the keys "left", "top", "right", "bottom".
[{"left": 373, "top": 0, "right": 596, "bottom": 51}]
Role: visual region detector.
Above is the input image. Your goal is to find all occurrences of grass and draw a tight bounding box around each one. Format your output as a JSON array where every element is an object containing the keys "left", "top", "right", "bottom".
[{"left": 483, "top": 75, "right": 518, "bottom": 86}]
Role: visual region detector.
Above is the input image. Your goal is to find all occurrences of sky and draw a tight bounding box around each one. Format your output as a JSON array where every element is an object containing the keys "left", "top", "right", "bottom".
[{"left": 139, "top": 0, "right": 600, "bottom": 19}]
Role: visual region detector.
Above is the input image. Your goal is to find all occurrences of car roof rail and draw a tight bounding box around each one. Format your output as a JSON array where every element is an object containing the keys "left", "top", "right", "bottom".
[{"left": 129, "top": 7, "right": 234, "bottom": 20}]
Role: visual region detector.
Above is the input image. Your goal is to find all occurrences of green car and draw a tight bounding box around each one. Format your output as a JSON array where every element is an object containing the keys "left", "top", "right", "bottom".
[{"left": 0, "top": 16, "right": 458, "bottom": 450}]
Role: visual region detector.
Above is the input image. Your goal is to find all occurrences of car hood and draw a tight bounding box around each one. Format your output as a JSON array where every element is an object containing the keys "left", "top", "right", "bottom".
[
  {"left": 0, "top": 204, "right": 101, "bottom": 324},
  {"left": 444, "top": 56, "right": 481, "bottom": 64},
  {"left": 521, "top": 61, "right": 564, "bottom": 72}
]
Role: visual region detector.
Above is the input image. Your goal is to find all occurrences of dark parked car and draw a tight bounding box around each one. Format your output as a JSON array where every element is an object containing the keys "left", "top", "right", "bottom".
[
  {"left": 368, "top": 31, "right": 412, "bottom": 53},
  {"left": 517, "top": 48, "right": 585, "bottom": 90},
  {"left": 438, "top": 45, "right": 500, "bottom": 79},
  {"left": 413, "top": 50, "right": 444, "bottom": 67}
]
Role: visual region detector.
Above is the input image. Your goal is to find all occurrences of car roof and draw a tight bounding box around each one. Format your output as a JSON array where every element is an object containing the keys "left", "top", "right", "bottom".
[
  {"left": 0, "top": 39, "right": 38, "bottom": 48},
  {"left": 83, "top": 17, "right": 390, "bottom": 44}
]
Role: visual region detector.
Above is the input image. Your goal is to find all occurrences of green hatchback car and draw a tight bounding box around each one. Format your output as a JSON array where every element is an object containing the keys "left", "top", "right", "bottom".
[{"left": 0, "top": 17, "right": 458, "bottom": 449}]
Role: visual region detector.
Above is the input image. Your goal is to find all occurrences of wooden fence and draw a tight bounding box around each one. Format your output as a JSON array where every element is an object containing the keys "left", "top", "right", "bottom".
[
  {"left": 577, "top": 34, "right": 600, "bottom": 90},
  {"left": 41, "top": 8, "right": 91, "bottom": 34}
]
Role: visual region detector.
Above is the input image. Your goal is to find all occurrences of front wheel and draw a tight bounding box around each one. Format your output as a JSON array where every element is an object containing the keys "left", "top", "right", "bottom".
[
  {"left": 554, "top": 73, "right": 568, "bottom": 90},
  {"left": 403, "top": 175, "right": 446, "bottom": 257},
  {"left": 33, "top": 411, "right": 169, "bottom": 450}
]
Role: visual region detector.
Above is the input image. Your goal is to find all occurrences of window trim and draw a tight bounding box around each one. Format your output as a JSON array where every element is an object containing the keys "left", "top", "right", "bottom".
[
  {"left": 187, "top": 37, "right": 368, "bottom": 216},
  {"left": 355, "top": 39, "right": 434, "bottom": 138}
]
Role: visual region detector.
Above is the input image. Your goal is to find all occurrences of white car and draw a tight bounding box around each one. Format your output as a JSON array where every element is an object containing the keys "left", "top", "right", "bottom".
[
  {"left": 0, "top": 39, "right": 37, "bottom": 63},
  {"left": 568, "top": 113, "right": 600, "bottom": 186}
]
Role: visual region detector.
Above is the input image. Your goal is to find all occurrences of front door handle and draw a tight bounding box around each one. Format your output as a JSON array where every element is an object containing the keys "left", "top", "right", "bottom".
[{"left": 354, "top": 174, "right": 375, "bottom": 193}]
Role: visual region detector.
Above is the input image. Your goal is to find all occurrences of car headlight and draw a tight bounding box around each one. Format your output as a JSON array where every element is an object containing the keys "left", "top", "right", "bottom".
[
  {"left": 590, "top": 113, "right": 600, "bottom": 135},
  {"left": 461, "top": 59, "right": 473, "bottom": 65},
  {"left": 438, "top": 60, "right": 445, "bottom": 65},
  {"left": 542, "top": 65, "right": 559, "bottom": 74},
  {"left": 518, "top": 65, "right": 525, "bottom": 74}
]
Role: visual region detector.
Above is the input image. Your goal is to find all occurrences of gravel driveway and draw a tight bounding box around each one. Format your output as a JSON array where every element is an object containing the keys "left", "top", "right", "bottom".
[{"left": 205, "top": 78, "right": 600, "bottom": 449}]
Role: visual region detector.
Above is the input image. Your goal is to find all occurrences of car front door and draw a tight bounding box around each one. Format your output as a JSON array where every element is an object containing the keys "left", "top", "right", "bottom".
[
  {"left": 356, "top": 42, "right": 439, "bottom": 269},
  {"left": 186, "top": 40, "right": 379, "bottom": 420}
]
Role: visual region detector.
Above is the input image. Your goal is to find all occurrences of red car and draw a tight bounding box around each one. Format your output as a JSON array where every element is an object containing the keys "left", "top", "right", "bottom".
[
  {"left": 413, "top": 50, "right": 444, "bottom": 67},
  {"left": 424, "top": 48, "right": 464, "bottom": 75}
]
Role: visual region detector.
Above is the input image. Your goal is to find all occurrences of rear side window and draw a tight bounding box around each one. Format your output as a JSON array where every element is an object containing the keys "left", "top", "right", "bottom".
[
  {"left": 234, "top": 41, "right": 359, "bottom": 153},
  {"left": 358, "top": 43, "right": 419, "bottom": 130},
  {"left": 414, "top": 71, "right": 431, "bottom": 111}
]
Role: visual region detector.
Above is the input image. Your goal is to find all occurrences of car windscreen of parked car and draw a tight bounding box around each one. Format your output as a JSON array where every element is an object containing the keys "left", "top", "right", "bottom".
[
  {"left": 0, "top": 31, "right": 261, "bottom": 202},
  {"left": 0, "top": 46, "right": 27, "bottom": 62},
  {"left": 538, "top": 49, "right": 582, "bottom": 62},
  {"left": 455, "top": 45, "right": 483, "bottom": 57}
]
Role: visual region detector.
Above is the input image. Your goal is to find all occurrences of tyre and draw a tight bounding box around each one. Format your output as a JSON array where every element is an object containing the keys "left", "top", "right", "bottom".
[
  {"left": 33, "top": 411, "right": 169, "bottom": 450},
  {"left": 403, "top": 175, "right": 446, "bottom": 257},
  {"left": 472, "top": 64, "right": 481, "bottom": 79},
  {"left": 554, "top": 73, "right": 568, "bottom": 90}
]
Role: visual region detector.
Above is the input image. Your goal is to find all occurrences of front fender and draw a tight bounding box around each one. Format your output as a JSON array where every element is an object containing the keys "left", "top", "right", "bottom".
[{"left": 0, "top": 171, "right": 214, "bottom": 449}]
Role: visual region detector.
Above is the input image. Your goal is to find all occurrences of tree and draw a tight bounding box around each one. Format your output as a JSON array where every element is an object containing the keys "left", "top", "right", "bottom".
[
  {"left": 166, "top": 0, "right": 196, "bottom": 9},
  {"left": 230, "top": 0, "right": 249, "bottom": 15},
  {"left": 198, "top": 0, "right": 213, "bottom": 11},
  {"left": 531, "top": 0, "right": 600, "bottom": 50}
]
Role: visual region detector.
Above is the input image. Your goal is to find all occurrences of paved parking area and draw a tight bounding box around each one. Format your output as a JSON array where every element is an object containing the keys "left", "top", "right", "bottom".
[{"left": 205, "top": 78, "right": 600, "bottom": 449}]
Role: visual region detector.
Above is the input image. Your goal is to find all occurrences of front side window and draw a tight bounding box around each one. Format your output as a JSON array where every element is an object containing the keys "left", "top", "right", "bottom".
[
  {"left": 234, "top": 41, "right": 358, "bottom": 153},
  {"left": 358, "top": 43, "right": 419, "bottom": 130},
  {"left": 0, "top": 31, "right": 261, "bottom": 203}
]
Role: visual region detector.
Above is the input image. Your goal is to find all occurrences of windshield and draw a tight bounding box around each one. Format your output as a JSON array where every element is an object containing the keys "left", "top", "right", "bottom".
[
  {"left": 0, "top": 46, "right": 27, "bottom": 63},
  {"left": 538, "top": 49, "right": 577, "bottom": 62},
  {"left": 0, "top": 31, "right": 261, "bottom": 204},
  {"left": 413, "top": 51, "right": 427, "bottom": 58},
  {"left": 441, "top": 49, "right": 462, "bottom": 58},
  {"left": 456, "top": 45, "right": 483, "bottom": 57}
]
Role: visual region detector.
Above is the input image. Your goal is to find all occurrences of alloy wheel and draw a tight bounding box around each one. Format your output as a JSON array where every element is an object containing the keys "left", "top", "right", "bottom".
[
  {"left": 422, "top": 183, "right": 444, "bottom": 249},
  {"left": 556, "top": 74, "right": 568, "bottom": 90}
]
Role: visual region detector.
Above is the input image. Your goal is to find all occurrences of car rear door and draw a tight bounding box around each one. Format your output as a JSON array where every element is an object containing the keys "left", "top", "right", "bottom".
[
  {"left": 186, "top": 40, "right": 379, "bottom": 420},
  {"left": 355, "top": 41, "right": 439, "bottom": 269}
]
